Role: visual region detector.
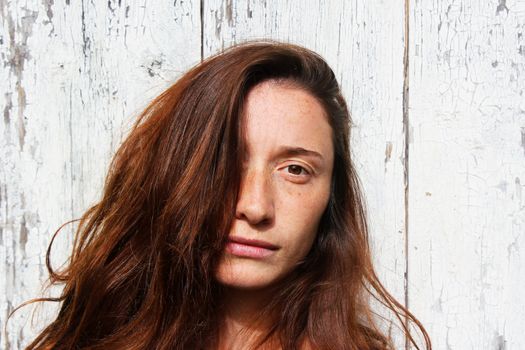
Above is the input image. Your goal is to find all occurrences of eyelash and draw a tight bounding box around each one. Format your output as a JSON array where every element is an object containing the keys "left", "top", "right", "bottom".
[{"left": 284, "top": 164, "right": 310, "bottom": 176}]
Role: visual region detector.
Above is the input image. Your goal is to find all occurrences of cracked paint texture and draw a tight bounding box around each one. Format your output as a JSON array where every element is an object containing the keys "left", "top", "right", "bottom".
[{"left": 1, "top": 0, "right": 524, "bottom": 349}]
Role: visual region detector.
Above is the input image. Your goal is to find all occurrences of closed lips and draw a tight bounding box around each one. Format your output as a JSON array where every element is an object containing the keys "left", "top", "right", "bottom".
[{"left": 228, "top": 236, "right": 279, "bottom": 250}]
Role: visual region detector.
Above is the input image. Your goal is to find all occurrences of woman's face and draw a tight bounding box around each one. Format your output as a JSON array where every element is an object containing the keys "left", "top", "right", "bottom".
[{"left": 215, "top": 80, "right": 334, "bottom": 290}]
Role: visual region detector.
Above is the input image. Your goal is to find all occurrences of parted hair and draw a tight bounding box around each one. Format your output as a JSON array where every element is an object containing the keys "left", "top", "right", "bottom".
[{"left": 14, "top": 40, "right": 431, "bottom": 350}]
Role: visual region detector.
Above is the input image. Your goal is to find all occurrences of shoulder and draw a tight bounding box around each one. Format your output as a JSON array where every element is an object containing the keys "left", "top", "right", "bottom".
[{"left": 299, "top": 338, "right": 314, "bottom": 350}]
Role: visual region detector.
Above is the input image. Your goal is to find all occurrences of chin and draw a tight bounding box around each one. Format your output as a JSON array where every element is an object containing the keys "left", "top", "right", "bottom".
[
  {"left": 217, "top": 278, "right": 273, "bottom": 291},
  {"left": 215, "top": 260, "right": 283, "bottom": 291}
]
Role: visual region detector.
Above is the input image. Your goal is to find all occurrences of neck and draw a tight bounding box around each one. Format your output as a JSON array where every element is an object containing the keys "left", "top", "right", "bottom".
[{"left": 217, "top": 287, "right": 277, "bottom": 350}]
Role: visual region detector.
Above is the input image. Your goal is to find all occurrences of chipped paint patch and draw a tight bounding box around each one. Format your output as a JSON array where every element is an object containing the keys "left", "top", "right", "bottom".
[
  {"left": 496, "top": 0, "right": 509, "bottom": 15},
  {"left": 19, "top": 216, "right": 28, "bottom": 255},
  {"left": 384, "top": 141, "right": 393, "bottom": 164},
  {"left": 1, "top": 4, "right": 38, "bottom": 150},
  {"left": 521, "top": 126, "right": 525, "bottom": 155},
  {"left": 43, "top": 0, "right": 54, "bottom": 23},
  {"left": 3, "top": 93, "right": 13, "bottom": 124},
  {"left": 515, "top": 177, "right": 522, "bottom": 203},
  {"left": 493, "top": 333, "right": 507, "bottom": 350}
]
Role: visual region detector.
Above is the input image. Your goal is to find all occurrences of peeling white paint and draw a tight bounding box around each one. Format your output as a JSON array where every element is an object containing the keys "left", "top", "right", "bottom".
[
  {"left": 1, "top": 0, "right": 524, "bottom": 349},
  {"left": 1, "top": 1, "right": 200, "bottom": 348},
  {"left": 408, "top": 0, "right": 525, "bottom": 349}
]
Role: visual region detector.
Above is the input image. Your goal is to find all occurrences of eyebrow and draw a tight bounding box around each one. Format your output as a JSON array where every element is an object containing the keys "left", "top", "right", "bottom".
[{"left": 276, "top": 146, "right": 325, "bottom": 162}]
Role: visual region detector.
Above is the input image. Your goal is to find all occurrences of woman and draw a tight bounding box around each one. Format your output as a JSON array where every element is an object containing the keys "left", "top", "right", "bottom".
[{"left": 17, "top": 40, "right": 431, "bottom": 349}]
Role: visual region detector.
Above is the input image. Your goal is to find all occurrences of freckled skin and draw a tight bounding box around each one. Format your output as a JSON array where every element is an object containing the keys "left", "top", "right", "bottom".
[{"left": 215, "top": 80, "right": 334, "bottom": 290}]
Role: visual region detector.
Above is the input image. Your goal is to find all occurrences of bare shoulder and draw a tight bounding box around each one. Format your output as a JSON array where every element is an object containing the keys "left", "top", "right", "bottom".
[{"left": 300, "top": 337, "right": 314, "bottom": 350}]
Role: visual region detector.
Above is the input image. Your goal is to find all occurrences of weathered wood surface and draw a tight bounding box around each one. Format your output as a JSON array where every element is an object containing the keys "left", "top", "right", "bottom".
[
  {"left": 408, "top": 0, "right": 525, "bottom": 349},
  {"left": 0, "top": 1, "right": 523, "bottom": 349},
  {"left": 1, "top": 1, "right": 201, "bottom": 348}
]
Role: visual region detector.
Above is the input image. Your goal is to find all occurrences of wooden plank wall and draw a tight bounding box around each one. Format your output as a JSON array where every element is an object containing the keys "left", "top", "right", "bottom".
[{"left": 1, "top": 1, "right": 523, "bottom": 349}]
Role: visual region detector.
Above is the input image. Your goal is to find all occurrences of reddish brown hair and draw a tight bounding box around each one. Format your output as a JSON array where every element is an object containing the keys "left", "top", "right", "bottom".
[{"left": 14, "top": 40, "right": 431, "bottom": 349}]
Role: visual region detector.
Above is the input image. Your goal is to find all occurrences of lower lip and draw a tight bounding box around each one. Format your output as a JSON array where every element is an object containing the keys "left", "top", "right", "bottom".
[{"left": 226, "top": 242, "right": 276, "bottom": 258}]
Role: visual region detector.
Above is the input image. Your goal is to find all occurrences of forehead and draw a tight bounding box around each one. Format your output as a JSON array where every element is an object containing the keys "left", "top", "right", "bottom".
[{"left": 241, "top": 80, "right": 333, "bottom": 156}]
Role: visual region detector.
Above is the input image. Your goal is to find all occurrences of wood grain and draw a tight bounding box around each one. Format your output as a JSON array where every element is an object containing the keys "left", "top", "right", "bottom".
[
  {"left": 1, "top": 0, "right": 523, "bottom": 348},
  {"left": 408, "top": 0, "right": 525, "bottom": 348},
  {"left": 1, "top": 1, "right": 200, "bottom": 347}
]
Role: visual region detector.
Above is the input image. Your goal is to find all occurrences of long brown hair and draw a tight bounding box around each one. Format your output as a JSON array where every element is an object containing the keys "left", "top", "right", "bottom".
[{"left": 13, "top": 40, "right": 431, "bottom": 349}]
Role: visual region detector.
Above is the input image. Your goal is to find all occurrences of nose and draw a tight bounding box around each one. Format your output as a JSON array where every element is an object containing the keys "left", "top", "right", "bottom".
[{"left": 235, "top": 167, "right": 274, "bottom": 226}]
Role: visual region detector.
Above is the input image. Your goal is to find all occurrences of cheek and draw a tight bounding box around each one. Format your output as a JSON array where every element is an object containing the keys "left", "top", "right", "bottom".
[
  {"left": 279, "top": 177, "right": 331, "bottom": 220},
  {"left": 277, "top": 183, "right": 331, "bottom": 255},
  {"left": 287, "top": 222, "right": 319, "bottom": 261}
]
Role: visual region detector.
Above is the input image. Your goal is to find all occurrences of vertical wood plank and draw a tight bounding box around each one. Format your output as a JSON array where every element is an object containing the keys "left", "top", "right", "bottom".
[
  {"left": 0, "top": 1, "right": 201, "bottom": 348},
  {"left": 408, "top": 0, "right": 525, "bottom": 348},
  {"left": 203, "top": 0, "right": 408, "bottom": 343}
]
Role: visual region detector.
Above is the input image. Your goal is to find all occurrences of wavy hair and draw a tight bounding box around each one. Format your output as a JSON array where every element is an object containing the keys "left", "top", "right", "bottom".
[{"left": 13, "top": 40, "right": 431, "bottom": 349}]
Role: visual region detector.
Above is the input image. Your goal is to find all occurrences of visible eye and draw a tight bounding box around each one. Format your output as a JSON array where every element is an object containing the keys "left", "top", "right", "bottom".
[{"left": 286, "top": 164, "right": 309, "bottom": 176}]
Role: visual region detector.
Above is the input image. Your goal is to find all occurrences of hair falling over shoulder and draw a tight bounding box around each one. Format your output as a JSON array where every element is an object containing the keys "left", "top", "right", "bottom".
[{"left": 11, "top": 40, "right": 431, "bottom": 350}]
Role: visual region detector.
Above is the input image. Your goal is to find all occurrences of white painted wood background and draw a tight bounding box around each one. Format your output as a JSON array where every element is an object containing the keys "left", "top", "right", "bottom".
[{"left": 1, "top": 1, "right": 523, "bottom": 349}]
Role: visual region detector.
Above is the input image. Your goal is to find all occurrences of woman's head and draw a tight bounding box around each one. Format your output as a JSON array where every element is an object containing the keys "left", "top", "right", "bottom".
[
  {"left": 19, "top": 40, "right": 430, "bottom": 350},
  {"left": 207, "top": 42, "right": 356, "bottom": 295},
  {"left": 215, "top": 79, "right": 335, "bottom": 290}
]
